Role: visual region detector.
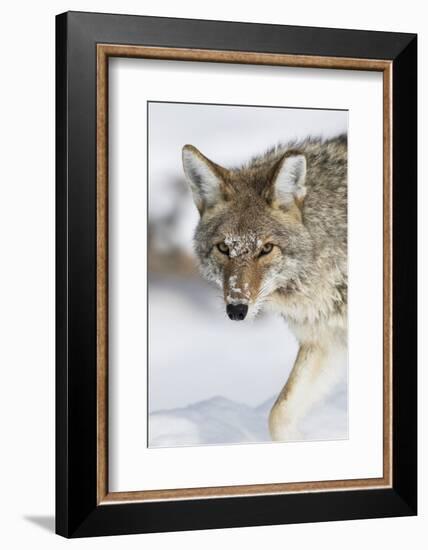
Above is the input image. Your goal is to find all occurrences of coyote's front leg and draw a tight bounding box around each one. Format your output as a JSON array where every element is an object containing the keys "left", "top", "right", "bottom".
[{"left": 269, "top": 341, "right": 343, "bottom": 441}]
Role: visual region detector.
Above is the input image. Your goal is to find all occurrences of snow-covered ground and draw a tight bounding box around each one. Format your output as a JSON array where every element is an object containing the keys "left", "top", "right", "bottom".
[
  {"left": 149, "top": 387, "right": 348, "bottom": 448},
  {"left": 148, "top": 277, "right": 348, "bottom": 448}
]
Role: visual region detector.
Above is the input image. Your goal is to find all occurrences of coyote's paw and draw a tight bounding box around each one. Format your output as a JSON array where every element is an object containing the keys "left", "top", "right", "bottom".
[
  {"left": 270, "top": 423, "right": 303, "bottom": 442},
  {"left": 269, "top": 404, "right": 303, "bottom": 442}
]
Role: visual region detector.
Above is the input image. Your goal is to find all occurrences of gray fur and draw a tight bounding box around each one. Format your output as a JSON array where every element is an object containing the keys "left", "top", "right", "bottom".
[{"left": 182, "top": 135, "right": 348, "bottom": 440}]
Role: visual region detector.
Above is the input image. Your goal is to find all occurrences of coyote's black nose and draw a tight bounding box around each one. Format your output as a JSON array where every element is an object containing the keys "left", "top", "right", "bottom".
[{"left": 226, "top": 303, "right": 248, "bottom": 321}]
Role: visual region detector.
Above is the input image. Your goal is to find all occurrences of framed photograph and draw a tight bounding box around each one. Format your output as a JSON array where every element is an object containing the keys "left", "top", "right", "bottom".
[{"left": 56, "top": 11, "right": 417, "bottom": 538}]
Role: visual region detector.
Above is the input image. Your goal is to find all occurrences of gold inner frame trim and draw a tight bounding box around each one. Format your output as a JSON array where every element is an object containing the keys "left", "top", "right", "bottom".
[{"left": 96, "top": 44, "right": 393, "bottom": 505}]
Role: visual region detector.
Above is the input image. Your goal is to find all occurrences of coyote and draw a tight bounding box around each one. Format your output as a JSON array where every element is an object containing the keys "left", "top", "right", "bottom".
[{"left": 182, "top": 135, "right": 347, "bottom": 441}]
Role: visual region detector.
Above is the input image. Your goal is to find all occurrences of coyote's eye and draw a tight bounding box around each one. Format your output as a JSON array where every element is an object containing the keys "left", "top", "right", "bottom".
[
  {"left": 217, "top": 242, "right": 230, "bottom": 255},
  {"left": 259, "top": 243, "right": 274, "bottom": 256}
]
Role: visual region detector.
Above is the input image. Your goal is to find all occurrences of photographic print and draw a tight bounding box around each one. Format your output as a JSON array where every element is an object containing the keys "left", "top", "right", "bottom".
[{"left": 148, "top": 102, "right": 348, "bottom": 448}]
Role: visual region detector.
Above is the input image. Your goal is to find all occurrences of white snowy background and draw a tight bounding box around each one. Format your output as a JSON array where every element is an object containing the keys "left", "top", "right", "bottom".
[{"left": 148, "top": 102, "right": 348, "bottom": 447}]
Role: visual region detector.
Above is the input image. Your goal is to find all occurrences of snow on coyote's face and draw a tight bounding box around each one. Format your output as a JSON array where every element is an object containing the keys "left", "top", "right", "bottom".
[{"left": 182, "top": 143, "right": 314, "bottom": 321}]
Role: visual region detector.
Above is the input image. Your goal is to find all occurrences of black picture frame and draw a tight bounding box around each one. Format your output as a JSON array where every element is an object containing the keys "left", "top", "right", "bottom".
[{"left": 56, "top": 11, "right": 417, "bottom": 538}]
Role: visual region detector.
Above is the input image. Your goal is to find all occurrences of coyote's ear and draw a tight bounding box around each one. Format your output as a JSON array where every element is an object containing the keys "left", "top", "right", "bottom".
[
  {"left": 182, "top": 145, "right": 229, "bottom": 214},
  {"left": 267, "top": 152, "right": 307, "bottom": 208}
]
